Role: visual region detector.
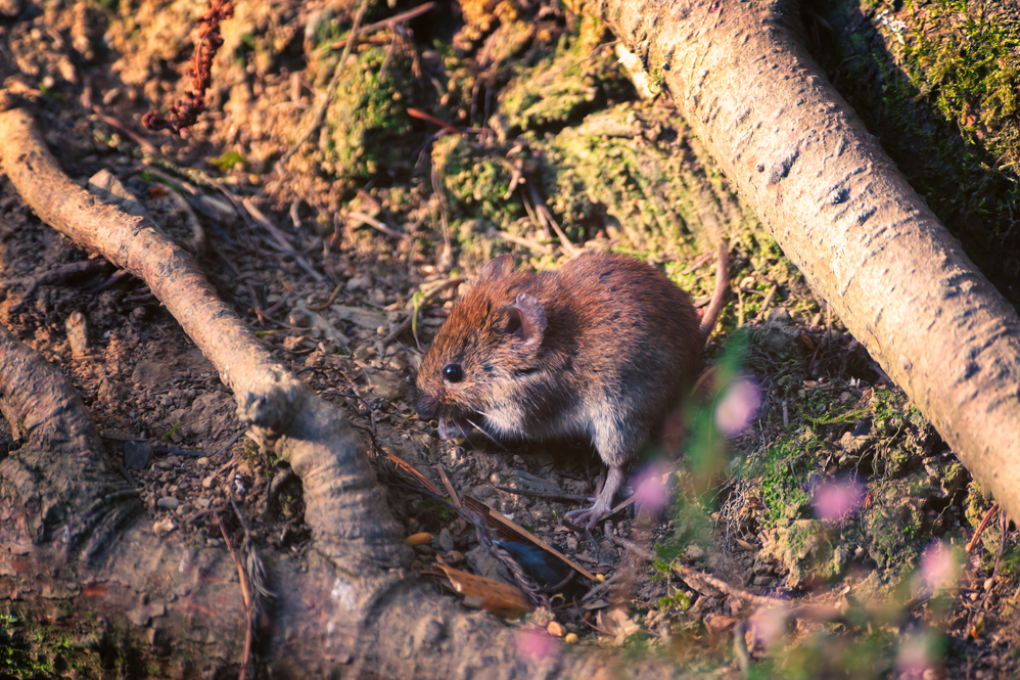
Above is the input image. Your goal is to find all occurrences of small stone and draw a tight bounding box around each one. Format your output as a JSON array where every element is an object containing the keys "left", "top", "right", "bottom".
[
  {"left": 66, "top": 311, "right": 90, "bottom": 359},
  {"left": 442, "top": 550, "right": 465, "bottom": 565},
  {"left": 152, "top": 518, "right": 176, "bottom": 535},
  {"left": 288, "top": 308, "right": 311, "bottom": 327},
  {"left": 197, "top": 456, "right": 212, "bottom": 466},
  {"left": 132, "top": 360, "right": 172, "bottom": 387},
  {"left": 547, "top": 621, "right": 566, "bottom": 637},
  {"left": 157, "top": 497, "right": 180, "bottom": 511},
  {"left": 437, "top": 528, "right": 455, "bottom": 552},
  {"left": 202, "top": 475, "right": 216, "bottom": 489},
  {"left": 197, "top": 497, "right": 212, "bottom": 509},
  {"left": 366, "top": 370, "right": 408, "bottom": 400},
  {"left": 473, "top": 485, "right": 496, "bottom": 499},
  {"left": 387, "top": 354, "right": 409, "bottom": 371},
  {"left": 0, "top": 0, "right": 26, "bottom": 18},
  {"left": 685, "top": 544, "right": 706, "bottom": 561},
  {"left": 124, "top": 441, "right": 152, "bottom": 470},
  {"left": 346, "top": 274, "right": 372, "bottom": 291},
  {"left": 406, "top": 532, "right": 432, "bottom": 547}
]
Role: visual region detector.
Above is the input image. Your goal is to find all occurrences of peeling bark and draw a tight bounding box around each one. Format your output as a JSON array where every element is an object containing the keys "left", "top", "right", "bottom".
[{"left": 598, "top": 0, "right": 1020, "bottom": 518}]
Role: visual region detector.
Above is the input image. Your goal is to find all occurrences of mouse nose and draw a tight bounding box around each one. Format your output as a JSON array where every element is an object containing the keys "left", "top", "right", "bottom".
[{"left": 412, "top": 386, "right": 440, "bottom": 421}]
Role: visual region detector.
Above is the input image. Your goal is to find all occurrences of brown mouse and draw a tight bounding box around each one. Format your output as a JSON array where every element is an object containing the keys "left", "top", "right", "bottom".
[{"left": 412, "top": 244, "right": 729, "bottom": 528}]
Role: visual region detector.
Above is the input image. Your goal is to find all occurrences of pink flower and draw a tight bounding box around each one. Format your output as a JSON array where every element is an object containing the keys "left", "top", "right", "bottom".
[
  {"left": 812, "top": 478, "right": 866, "bottom": 522},
  {"left": 715, "top": 377, "right": 762, "bottom": 437},
  {"left": 919, "top": 540, "right": 959, "bottom": 591},
  {"left": 631, "top": 462, "right": 673, "bottom": 514},
  {"left": 515, "top": 628, "right": 559, "bottom": 663},
  {"left": 896, "top": 634, "right": 936, "bottom": 678},
  {"left": 747, "top": 606, "right": 788, "bottom": 648}
]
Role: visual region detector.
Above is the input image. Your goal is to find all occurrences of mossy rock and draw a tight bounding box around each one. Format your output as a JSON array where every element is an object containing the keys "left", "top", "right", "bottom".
[
  {"left": 498, "top": 21, "right": 628, "bottom": 135},
  {"left": 318, "top": 46, "right": 419, "bottom": 185},
  {"left": 861, "top": 488, "right": 926, "bottom": 578},
  {"left": 761, "top": 519, "right": 841, "bottom": 588}
]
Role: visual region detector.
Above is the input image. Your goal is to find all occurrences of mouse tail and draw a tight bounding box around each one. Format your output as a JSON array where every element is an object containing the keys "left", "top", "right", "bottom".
[{"left": 699, "top": 239, "right": 729, "bottom": 343}]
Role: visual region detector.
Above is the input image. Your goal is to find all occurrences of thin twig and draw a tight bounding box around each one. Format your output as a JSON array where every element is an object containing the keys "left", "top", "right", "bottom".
[
  {"left": 329, "top": 2, "right": 436, "bottom": 49},
  {"left": 348, "top": 210, "right": 404, "bottom": 239},
  {"left": 527, "top": 182, "right": 578, "bottom": 257},
  {"left": 218, "top": 513, "right": 256, "bottom": 680},
  {"left": 966, "top": 503, "right": 1000, "bottom": 555},
  {"left": 497, "top": 230, "right": 553, "bottom": 255},
  {"left": 610, "top": 535, "right": 790, "bottom": 608},
  {"left": 241, "top": 197, "right": 325, "bottom": 282},
  {"left": 435, "top": 464, "right": 462, "bottom": 509}
]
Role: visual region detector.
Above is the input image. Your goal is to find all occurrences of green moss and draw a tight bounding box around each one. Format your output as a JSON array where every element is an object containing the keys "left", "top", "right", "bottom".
[
  {"left": 762, "top": 519, "right": 838, "bottom": 586},
  {"left": 815, "top": 0, "right": 1020, "bottom": 298},
  {"left": 0, "top": 606, "right": 112, "bottom": 679},
  {"left": 539, "top": 103, "right": 756, "bottom": 264},
  {"left": 210, "top": 149, "right": 245, "bottom": 172},
  {"left": 757, "top": 442, "right": 815, "bottom": 525},
  {"left": 499, "top": 28, "right": 628, "bottom": 134},
  {"left": 319, "top": 46, "right": 418, "bottom": 186},
  {"left": 433, "top": 136, "right": 519, "bottom": 225}
]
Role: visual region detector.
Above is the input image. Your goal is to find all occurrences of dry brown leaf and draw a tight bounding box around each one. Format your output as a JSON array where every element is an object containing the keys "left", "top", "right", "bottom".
[{"left": 435, "top": 560, "right": 534, "bottom": 618}]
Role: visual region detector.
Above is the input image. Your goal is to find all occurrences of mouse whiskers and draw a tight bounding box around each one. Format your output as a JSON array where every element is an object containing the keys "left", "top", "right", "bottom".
[{"left": 467, "top": 416, "right": 508, "bottom": 451}]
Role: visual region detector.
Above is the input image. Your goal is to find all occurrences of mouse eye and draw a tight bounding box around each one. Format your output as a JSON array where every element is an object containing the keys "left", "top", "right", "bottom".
[{"left": 443, "top": 363, "right": 464, "bottom": 383}]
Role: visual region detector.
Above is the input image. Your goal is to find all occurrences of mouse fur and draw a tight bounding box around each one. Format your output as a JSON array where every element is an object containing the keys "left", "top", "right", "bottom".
[{"left": 412, "top": 246, "right": 728, "bottom": 528}]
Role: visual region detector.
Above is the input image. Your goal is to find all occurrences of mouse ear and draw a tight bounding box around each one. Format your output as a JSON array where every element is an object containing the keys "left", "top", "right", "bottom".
[
  {"left": 478, "top": 254, "right": 514, "bottom": 282},
  {"left": 507, "top": 292, "right": 546, "bottom": 352}
]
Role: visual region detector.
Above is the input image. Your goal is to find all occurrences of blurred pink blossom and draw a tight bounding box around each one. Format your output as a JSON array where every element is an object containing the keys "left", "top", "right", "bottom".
[
  {"left": 715, "top": 377, "right": 762, "bottom": 437},
  {"left": 631, "top": 462, "right": 673, "bottom": 514},
  {"left": 812, "top": 478, "right": 866, "bottom": 522},
  {"left": 896, "top": 634, "right": 936, "bottom": 678},
  {"left": 514, "top": 628, "right": 559, "bottom": 663},
  {"left": 920, "top": 540, "right": 959, "bottom": 590},
  {"left": 747, "top": 606, "right": 788, "bottom": 648}
]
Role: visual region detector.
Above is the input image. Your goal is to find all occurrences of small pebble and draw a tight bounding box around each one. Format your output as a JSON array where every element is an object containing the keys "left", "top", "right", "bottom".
[
  {"left": 346, "top": 274, "right": 371, "bottom": 291},
  {"left": 152, "top": 518, "right": 176, "bottom": 535},
  {"left": 157, "top": 497, "right": 180, "bottom": 511}
]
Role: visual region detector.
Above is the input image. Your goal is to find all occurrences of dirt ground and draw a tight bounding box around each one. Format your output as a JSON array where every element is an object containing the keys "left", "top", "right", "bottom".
[{"left": 1, "top": 0, "right": 1019, "bottom": 677}]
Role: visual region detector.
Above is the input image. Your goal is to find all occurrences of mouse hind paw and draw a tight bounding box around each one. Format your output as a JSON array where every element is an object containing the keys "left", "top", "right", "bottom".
[{"left": 564, "top": 504, "right": 610, "bottom": 530}]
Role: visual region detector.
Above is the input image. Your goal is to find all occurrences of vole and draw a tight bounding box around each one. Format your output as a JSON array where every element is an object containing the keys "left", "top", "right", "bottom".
[{"left": 412, "top": 244, "right": 729, "bottom": 528}]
